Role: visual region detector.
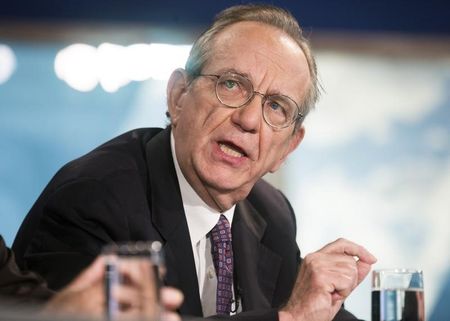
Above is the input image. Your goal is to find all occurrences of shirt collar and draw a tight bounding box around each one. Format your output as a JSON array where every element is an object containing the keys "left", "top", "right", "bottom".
[{"left": 170, "top": 132, "right": 235, "bottom": 246}]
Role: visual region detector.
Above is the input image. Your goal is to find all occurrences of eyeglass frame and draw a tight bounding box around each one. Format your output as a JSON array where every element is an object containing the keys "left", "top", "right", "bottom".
[{"left": 194, "top": 71, "right": 304, "bottom": 129}]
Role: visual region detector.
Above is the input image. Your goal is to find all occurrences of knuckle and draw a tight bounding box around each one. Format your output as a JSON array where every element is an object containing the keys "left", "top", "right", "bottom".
[
  {"left": 357, "top": 244, "right": 366, "bottom": 253},
  {"left": 303, "top": 253, "right": 316, "bottom": 265}
]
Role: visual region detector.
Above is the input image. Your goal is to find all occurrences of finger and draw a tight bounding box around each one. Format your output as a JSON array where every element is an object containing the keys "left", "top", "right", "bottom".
[
  {"left": 304, "top": 252, "right": 359, "bottom": 278},
  {"left": 112, "top": 285, "right": 144, "bottom": 310},
  {"left": 311, "top": 263, "right": 357, "bottom": 300},
  {"left": 318, "top": 243, "right": 375, "bottom": 286},
  {"left": 161, "top": 287, "right": 184, "bottom": 311},
  {"left": 114, "top": 297, "right": 158, "bottom": 320},
  {"left": 162, "top": 311, "right": 182, "bottom": 321},
  {"left": 119, "top": 259, "right": 156, "bottom": 294},
  {"left": 115, "top": 308, "right": 142, "bottom": 320},
  {"left": 356, "top": 260, "right": 372, "bottom": 284},
  {"left": 321, "top": 238, "right": 377, "bottom": 264},
  {"left": 301, "top": 253, "right": 359, "bottom": 298},
  {"left": 115, "top": 259, "right": 160, "bottom": 317},
  {"left": 118, "top": 258, "right": 149, "bottom": 285},
  {"left": 321, "top": 239, "right": 376, "bottom": 284},
  {"left": 74, "top": 286, "right": 105, "bottom": 316},
  {"left": 329, "top": 270, "right": 357, "bottom": 299},
  {"left": 42, "top": 280, "right": 104, "bottom": 317}
]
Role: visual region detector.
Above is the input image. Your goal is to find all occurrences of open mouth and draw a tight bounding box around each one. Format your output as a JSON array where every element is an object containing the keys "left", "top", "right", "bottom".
[{"left": 218, "top": 142, "right": 247, "bottom": 158}]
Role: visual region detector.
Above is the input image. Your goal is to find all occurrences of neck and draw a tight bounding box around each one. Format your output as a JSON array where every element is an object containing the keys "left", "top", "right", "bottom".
[{"left": 188, "top": 169, "right": 252, "bottom": 212}]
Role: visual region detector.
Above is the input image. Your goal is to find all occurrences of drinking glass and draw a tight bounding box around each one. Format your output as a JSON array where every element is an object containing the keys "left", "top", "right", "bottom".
[
  {"left": 103, "top": 241, "right": 165, "bottom": 321},
  {"left": 372, "top": 269, "right": 425, "bottom": 321}
]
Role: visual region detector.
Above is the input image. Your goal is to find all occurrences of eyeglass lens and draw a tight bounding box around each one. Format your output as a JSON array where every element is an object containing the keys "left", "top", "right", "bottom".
[{"left": 215, "top": 72, "right": 298, "bottom": 128}]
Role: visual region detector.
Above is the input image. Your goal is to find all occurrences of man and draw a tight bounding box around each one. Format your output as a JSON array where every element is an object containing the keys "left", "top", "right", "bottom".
[
  {"left": 0, "top": 235, "right": 183, "bottom": 320},
  {"left": 13, "top": 4, "right": 376, "bottom": 321}
]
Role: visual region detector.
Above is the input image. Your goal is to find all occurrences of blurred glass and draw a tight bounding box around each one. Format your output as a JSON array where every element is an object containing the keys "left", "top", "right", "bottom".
[
  {"left": 372, "top": 269, "right": 425, "bottom": 321},
  {"left": 103, "top": 241, "right": 165, "bottom": 321}
]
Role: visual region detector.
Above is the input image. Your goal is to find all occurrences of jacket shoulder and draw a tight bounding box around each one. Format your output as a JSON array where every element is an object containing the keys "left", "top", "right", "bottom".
[{"left": 55, "top": 128, "right": 162, "bottom": 182}]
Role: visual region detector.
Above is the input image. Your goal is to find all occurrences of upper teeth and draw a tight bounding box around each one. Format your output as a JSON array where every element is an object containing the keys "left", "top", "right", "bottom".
[{"left": 220, "top": 143, "right": 244, "bottom": 157}]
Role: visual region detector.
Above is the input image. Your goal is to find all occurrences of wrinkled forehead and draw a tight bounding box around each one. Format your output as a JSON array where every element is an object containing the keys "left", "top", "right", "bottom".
[{"left": 204, "top": 21, "right": 311, "bottom": 102}]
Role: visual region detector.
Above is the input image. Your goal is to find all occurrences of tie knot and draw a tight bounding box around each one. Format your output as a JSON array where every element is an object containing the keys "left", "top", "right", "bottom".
[{"left": 211, "top": 214, "right": 232, "bottom": 243}]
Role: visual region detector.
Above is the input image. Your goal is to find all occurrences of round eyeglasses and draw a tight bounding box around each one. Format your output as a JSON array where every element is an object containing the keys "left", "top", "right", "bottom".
[{"left": 198, "top": 71, "right": 304, "bottom": 129}]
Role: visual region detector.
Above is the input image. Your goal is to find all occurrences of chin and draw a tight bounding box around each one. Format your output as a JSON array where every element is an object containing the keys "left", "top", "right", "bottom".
[
  {"left": 195, "top": 158, "right": 254, "bottom": 192},
  {"left": 203, "top": 172, "right": 253, "bottom": 194}
]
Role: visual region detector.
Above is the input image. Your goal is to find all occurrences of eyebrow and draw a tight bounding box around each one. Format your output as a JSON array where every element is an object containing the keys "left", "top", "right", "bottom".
[
  {"left": 207, "top": 68, "right": 299, "bottom": 103},
  {"left": 209, "top": 67, "right": 250, "bottom": 78}
]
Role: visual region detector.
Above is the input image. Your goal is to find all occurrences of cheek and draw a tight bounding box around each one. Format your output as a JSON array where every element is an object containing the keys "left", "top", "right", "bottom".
[
  {"left": 261, "top": 134, "right": 291, "bottom": 163},
  {"left": 175, "top": 101, "right": 205, "bottom": 135}
]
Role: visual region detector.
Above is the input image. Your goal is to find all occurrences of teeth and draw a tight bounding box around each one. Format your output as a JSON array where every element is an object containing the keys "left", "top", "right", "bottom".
[{"left": 219, "top": 143, "right": 244, "bottom": 157}]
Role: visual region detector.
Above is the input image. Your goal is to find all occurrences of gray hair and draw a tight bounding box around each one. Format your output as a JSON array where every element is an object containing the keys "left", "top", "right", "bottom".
[{"left": 185, "top": 4, "right": 320, "bottom": 123}]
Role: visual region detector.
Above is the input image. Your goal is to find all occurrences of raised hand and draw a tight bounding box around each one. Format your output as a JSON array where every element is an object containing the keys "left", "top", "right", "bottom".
[{"left": 280, "top": 238, "right": 377, "bottom": 321}]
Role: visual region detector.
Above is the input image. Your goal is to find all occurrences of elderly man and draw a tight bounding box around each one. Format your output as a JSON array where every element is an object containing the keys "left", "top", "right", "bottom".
[{"left": 13, "top": 4, "right": 376, "bottom": 321}]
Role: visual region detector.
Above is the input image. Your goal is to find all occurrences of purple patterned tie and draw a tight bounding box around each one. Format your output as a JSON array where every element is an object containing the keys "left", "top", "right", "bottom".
[{"left": 210, "top": 214, "right": 234, "bottom": 315}]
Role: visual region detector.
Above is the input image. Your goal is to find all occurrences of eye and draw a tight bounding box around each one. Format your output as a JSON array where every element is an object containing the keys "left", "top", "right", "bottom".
[
  {"left": 224, "top": 79, "right": 238, "bottom": 90},
  {"left": 267, "top": 99, "right": 287, "bottom": 115},
  {"left": 220, "top": 78, "right": 243, "bottom": 93},
  {"left": 216, "top": 73, "right": 252, "bottom": 106},
  {"left": 217, "top": 76, "right": 246, "bottom": 97},
  {"left": 264, "top": 97, "right": 290, "bottom": 125},
  {"left": 269, "top": 101, "right": 282, "bottom": 111}
]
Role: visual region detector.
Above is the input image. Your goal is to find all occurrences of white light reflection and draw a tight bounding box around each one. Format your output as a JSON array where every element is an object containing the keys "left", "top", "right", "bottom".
[
  {"left": 55, "top": 44, "right": 98, "bottom": 92},
  {"left": 97, "top": 43, "right": 129, "bottom": 93},
  {"left": 125, "top": 43, "right": 153, "bottom": 81},
  {"left": 0, "top": 44, "right": 17, "bottom": 85},
  {"left": 147, "top": 44, "right": 192, "bottom": 80},
  {"left": 54, "top": 43, "right": 192, "bottom": 93}
]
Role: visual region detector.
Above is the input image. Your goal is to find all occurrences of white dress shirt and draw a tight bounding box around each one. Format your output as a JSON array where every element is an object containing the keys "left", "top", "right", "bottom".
[{"left": 170, "top": 133, "right": 236, "bottom": 317}]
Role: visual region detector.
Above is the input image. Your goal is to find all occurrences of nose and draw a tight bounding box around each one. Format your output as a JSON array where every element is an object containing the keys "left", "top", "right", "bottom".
[{"left": 230, "top": 92, "right": 264, "bottom": 133}]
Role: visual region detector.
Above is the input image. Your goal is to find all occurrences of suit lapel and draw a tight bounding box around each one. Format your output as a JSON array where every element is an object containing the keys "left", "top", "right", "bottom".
[
  {"left": 233, "top": 200, "right": 282, "bottom": 311},
  {"left": 145, "top": 127, "right": 203, "bottom": 316}
]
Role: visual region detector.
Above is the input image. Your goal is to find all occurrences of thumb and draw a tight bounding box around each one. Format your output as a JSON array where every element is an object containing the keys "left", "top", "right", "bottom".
[{"left": 356, "top": 260, "right": 372, "bottom": 285}]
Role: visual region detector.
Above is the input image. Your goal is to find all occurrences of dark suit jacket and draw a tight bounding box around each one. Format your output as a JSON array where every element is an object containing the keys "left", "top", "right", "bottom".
[
  {"left": 12, "top": 127, "right": 359, "bottom": 321},
  {"left": 0, "top": 236, "right": 53, "bottom": 306}
]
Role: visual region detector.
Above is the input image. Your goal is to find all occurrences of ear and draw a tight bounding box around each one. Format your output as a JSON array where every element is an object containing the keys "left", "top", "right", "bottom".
[
  {"left": 269, "top": 126, "right": 305, "bottom": 173},
  {"left": 167, "top": 68, "right": 189, "bottom": 127}
]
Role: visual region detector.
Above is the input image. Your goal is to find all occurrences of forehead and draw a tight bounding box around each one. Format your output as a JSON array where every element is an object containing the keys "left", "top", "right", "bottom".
[{"left": 204, "top": 21, "right": 311, "bottom": 101}]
